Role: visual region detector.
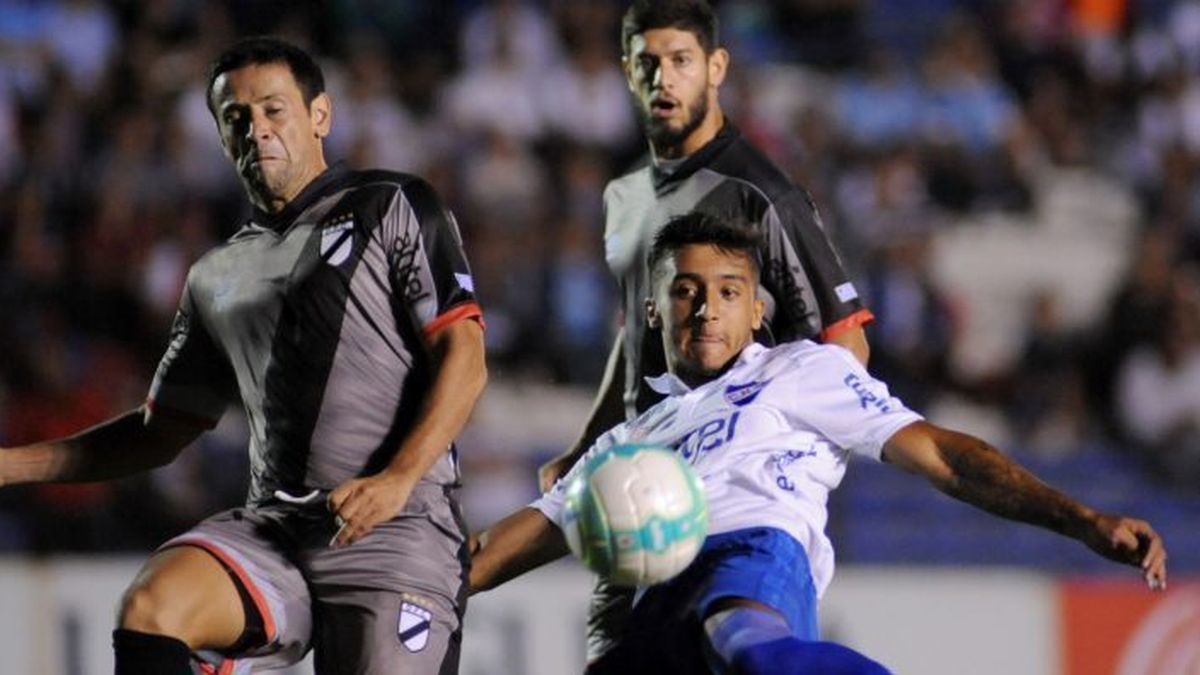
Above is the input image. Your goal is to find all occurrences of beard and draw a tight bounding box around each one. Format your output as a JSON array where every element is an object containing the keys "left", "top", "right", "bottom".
[{"left": 640, "top": 91, "right": 709, "bottom": 156}]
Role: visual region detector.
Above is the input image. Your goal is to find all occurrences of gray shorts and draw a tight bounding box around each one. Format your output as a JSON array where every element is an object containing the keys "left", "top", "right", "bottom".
[{"left": 161, "top": 484, "right": 468, "bottom": 674}]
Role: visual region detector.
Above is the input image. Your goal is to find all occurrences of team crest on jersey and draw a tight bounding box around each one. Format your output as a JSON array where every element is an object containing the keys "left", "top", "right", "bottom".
[
  {"left": 398, "top": 601, "right": 432, "bottom": 652},
  {"left": 724, "top": 380, "right": 770, "bottom": 407},
  {"left": 320, "top": 217, "right": 355, "bottom": 267}
]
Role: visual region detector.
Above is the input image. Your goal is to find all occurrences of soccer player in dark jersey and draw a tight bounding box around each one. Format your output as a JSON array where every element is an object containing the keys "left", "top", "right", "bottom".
[
  {"left": 0, "top": 37, "right": 485, "bottom": 674},
  {"left": 536, "top": 0, "right": 875, "bottom": 666}
]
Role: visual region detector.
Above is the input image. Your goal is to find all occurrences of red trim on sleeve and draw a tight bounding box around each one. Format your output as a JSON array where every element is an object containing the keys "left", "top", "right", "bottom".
[
  {"left": 819, "top": 308, "right": 875, "bottom": 342},
  {"left": 162, "top": 538, "right": 278, "bottom": 643},
  {"left": 144, "top": 399, "right": 221, "bottom": 430},
  {"left": 423, "top": 302, "right": 485, "bottom": 338}
]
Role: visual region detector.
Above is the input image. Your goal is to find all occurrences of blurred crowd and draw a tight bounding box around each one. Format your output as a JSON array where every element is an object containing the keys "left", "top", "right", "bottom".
[{"left": 0, "top": 0, "right": 1197, "bottom": 553}]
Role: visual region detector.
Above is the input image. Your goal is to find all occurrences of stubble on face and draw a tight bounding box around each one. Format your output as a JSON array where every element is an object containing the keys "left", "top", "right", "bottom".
[{"left": 641, "top": 87, "right": 709, "bottom": 157}]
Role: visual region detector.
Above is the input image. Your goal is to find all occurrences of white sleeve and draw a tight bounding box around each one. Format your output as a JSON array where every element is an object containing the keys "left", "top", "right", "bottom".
[
  {"left": 782, "top": 346, "right": 923, "bottom": 460},
  {"left": 530, "top": 423, "right": 631, "bottom": 528}
]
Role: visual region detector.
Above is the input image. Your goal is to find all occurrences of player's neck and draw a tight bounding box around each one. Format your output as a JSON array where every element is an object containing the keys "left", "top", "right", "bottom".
[
  {"left": 671, "top": 351, "right": 743, "bottom": 390},
  {"left": 250, "top": 160, "right": 329, "bottom": 214},
  {"left": 652, "top": 107, "right": 724, "bottom": 162}
]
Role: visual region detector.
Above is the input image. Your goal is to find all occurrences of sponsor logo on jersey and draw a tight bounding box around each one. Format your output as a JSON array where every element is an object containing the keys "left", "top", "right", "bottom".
[
  {"left": 398, "top": 601, "right": 432, "bottom": 652},
  {"left": 320, "top": 217, "right": 355, "bottom": 267},
  {"left": 769, "top": 446, "right": 822, "bottom": 492},
  {"left": 676, "top": 411, "right": 741, "bottom": 462},
  {"left": 723, "top": 380, "right": 770, "bottom": 407},
  {"left": 843, "top": 373, "right": 891, "bottom": 413}
]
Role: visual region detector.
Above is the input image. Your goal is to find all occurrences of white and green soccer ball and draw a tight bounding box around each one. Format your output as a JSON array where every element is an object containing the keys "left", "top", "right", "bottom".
[{"left": 562, "top": 443, "right": 708, "bottom": 586}]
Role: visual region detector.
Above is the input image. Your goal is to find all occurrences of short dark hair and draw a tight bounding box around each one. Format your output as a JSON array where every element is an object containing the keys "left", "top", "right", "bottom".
[
  {"left": 648, "top": 212, "right": 762, "bottom": 285},
  {"left": 621, "top": 0, "right": 719, "bottom": 55},
  {"left": 205, "top": 36, "right": 325, "bottom": 118}
]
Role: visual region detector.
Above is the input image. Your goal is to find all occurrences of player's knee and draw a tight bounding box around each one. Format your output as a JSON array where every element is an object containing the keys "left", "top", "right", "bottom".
[{"left": 117, "top": 580, "right": 188, "bottom": 641}]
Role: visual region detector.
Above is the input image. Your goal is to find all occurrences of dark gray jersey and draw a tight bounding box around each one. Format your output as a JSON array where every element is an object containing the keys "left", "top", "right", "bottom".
[
  {"left": 148, "top": 163, "right": 482, "bottom": 505},
  {"left": 604, "top": 123, "right": 872, "bottom": 418}
]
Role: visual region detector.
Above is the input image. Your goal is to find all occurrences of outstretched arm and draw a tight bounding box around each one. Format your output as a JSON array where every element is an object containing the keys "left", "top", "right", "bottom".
[
  {"left": 0, "top": 407, "right": 206, "bottom": 487},
  {"left": 469, "top": 507, "right": 570, "bottom": 594},
  {"left": 882, "top": 421, "right": 1168, "bottom": 590},
  {"left": 538, "top": 329, "right": 626, "bottom": 492}
]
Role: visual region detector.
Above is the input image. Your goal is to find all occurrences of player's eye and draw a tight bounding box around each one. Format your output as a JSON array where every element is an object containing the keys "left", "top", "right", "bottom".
[
  {"left": 721, "top": 286, "right": 741, "bottom": 300},
  {"left": 671, "top": 284, "right": 697, "bottom": 299},
  {"left": 265, "top": 106, "right": 282, "bottom": 116}
]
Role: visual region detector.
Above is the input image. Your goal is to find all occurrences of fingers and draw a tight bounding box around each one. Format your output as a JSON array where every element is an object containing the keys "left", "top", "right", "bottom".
[
  {"left": 1110, "top": 518, "right": 1168, "bottom": 592},
  {"left": 537, "top": 469, "right": 555, "bottom": 493},
  {"left": 326, "top": 478, "right": 407, "bottom": 548},
  {"left": 537, "top": 461, "right": 561, "bottom": 493},
  {"left": 327, "top": 482, "right": 375, "bottom": 548},
  {"left": 1133, "top": 525, "right": 1168, "bottom": 592}
]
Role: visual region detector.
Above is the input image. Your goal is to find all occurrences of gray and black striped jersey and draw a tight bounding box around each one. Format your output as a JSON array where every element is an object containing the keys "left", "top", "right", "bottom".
[
  {"left": 604, "top": 123, "right": 873, "bottom": 417},
  {"left": 148, "top": 163, "right": 483, "bottom": 506}
]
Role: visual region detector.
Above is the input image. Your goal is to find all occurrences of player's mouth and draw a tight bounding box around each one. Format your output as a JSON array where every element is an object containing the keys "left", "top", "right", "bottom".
[
  {"left": 689, "top": 333, "right": 725, "bottom": 348},
  {"left": 650, "top": 97, "right": 678, "bottom": 118}
]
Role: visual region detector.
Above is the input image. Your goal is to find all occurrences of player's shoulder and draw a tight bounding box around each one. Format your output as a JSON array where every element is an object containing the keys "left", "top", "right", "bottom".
[
  {"left": 707, "top": 128, "right": 800, "bottom": 202},
  {"left": 603, "top": 157, "right": 653, "bottom": 196},
  {"left": 768, "top": 340, "right": 864, "bottom": 376},
  {"left": 343, "top": 168, "right": 437, "bottom": 199},
  {"left": 344, "top": 168, "right": 456, "bottom": 224}
]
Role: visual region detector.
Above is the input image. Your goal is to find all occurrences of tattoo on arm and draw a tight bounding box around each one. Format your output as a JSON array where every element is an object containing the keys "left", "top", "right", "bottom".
[{"left": 935, "top": 430, "right": 1091, "bottom": 539}]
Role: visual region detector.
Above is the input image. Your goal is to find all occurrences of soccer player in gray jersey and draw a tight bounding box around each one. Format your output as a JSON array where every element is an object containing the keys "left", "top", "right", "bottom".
[
  {"left": 536, "top": 0, "right": 875, "bottom": 666},
  {"left": 0, "top": 38, "right": 486, "bottom": 674}
]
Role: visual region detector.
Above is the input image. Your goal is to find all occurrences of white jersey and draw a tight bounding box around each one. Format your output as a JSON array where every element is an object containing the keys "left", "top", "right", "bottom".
[{"left": 533, "top": 341, "right": 922, "bottom": 597}]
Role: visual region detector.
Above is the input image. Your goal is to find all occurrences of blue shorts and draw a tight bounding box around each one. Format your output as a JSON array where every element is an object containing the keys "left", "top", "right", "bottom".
[{"left": 587, "top": 527, "right": 818, "bottom": 674}]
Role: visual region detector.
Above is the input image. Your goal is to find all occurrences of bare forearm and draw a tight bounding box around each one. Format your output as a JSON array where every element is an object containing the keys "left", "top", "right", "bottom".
[
  {"left": 1, "top": 408, "right": 186, "bottom": 486},
  {"left": 572, "top": 332, "right": 627, "bottom": 455},
  {"left": 385, "top": 320, "right": 487, "bottom": 480},
  {"left": 469, "top": 507, "right": 568, "bottom": 594},
  {"left": 537, "top": 335, "right": 626, "bottom": 491},
  {"left": 931, "top": 428, "right": 1093, "bottom": 539}
]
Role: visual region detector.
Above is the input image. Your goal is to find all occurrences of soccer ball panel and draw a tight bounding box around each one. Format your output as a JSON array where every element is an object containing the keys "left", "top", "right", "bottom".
[{"left": 563, "top": 444, "right": 708, "bottom": 586}]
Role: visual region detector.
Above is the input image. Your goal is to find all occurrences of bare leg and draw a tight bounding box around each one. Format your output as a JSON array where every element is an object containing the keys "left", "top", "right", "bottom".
[{"left": 118, "top": 545, "right": 247, "bottom": 650}]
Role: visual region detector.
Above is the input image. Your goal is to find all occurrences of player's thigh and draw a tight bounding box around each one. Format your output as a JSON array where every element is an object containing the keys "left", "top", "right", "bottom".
[
  {"left": 312, "top": 587, "right": 461, "bottom": 675},
  {"left": 158, "top": 510, "right": 314, "bottom": 670},
  {"left": 693, "top": 527, "right": 819, "bottom": 639},
  {"left": 119, "top": 545, "right": 245, "bottom": 649}
]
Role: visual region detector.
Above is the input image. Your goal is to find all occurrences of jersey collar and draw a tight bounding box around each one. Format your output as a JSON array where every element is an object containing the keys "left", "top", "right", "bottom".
[
  {"left": 644, "top": 342, "right": 770, "bottom": 395},
  {"left": 249, "top": 161, "right": 352, "bottom": 231},
  {"left": 651, "top": 120, "right": 739, "bottom": 191}
]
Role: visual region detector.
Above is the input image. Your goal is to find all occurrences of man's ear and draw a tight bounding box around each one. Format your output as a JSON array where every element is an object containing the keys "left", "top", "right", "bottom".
[
  {"left": 646, "top": 298, "right": 662, "bottom": 329},
  {"left": 708, "top": 47, "right": 729, "bottom": 89},
  {"left": 311, "top": 92, "right": 332, "bottom": 138},
  {"left": 751, "top": 296, "right": 765, "bottom": 331}
]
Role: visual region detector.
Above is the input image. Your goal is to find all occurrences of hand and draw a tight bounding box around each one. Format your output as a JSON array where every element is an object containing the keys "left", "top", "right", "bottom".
[
  {"left": 537, "top": 452, "right": 578, "bottom": 493},
  {"left": 327, "top": 472, "right": 417, "bottom": 547},
  {"left": 1084, "top": 514, "right": 1168, "bottom": 591}
]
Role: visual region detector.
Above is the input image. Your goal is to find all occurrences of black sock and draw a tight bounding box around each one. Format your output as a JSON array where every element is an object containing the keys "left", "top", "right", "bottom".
[{"left": 112, "top": 628, "right": 192, "bottom": 675}]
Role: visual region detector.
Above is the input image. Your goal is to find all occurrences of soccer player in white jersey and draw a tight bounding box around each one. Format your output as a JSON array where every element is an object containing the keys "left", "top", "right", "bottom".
[{"left": 470, "top": 212, "right": 1168, "bottom": 674}]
